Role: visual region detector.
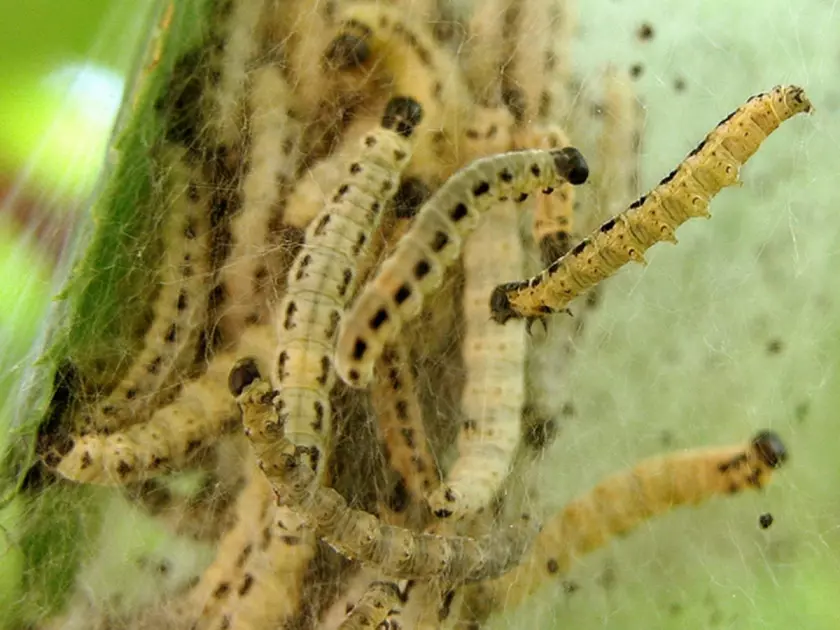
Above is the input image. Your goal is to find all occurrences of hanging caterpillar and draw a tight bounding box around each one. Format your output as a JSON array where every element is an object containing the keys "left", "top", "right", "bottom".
[
  {"left": 271, "top": 95, "right": 423, "bottom": 478},
  {"left": 490, "top": 84, "right": 813, "bottom": 324},
  {"left": 334, "top": 146, "right": 589, "bottom": 388},
  {"left": 427, "top": 202, "right": 526, "bottom": 520},
  {"left": 474, "top": 431, "right": 788, "bottom": 614},
  {"left": 232, "top": 365, "right": 539, "bottom": 584},
  {"left": 45, "top": 325, "right": 276, "bottom": 485}
]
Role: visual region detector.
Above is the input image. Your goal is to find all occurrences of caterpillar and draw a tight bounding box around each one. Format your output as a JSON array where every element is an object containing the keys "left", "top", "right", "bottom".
[
  {"left": 477, "top": 431, "right": 788, "bottom": 612},
  {"left": 490, "top": 84, "right": 813, "bottom": 324},
  {"left": 85, "top": 148, "right": 213, "bottom": 432},
  {"left": 271, "top": 96, "right": 423, "bottom": 478},
  {"left": 427, "top": 202, "right": 526, "bottom": 520},
  {"left": 45, "top": 325, "right": 276, "bottom": 485},
  {"left": 214, "top": 64, "right": 303, "bottom": 339},
  {"left": 334, "top": 145, "right": 589, "bottom": 388},
  {"left": 232, "top": 367, "right": 540, "bottom": 584},
  {"left": 324, "top": 1, "right": 475, "bottom": 183},
  {"left": 370, "top": 340, "right": 440, "bottom": 503},
  {"left": 205, "top": 0, "right": 266, "bottom": 152},
  {"left": 183, "top": 456, "right": 315, "bottom": 630}
]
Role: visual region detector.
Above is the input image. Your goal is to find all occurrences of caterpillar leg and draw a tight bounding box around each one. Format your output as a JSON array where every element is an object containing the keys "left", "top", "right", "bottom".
[{"left": 490, "top": 85, "right": 813, "bottom": 324}]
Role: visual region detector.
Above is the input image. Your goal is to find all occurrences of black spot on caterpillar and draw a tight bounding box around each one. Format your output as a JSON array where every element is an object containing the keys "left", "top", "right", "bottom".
[
  {"left": 335, "top": 146, "right": 589, "bottom": 388},
  {"left": 271, "top": 96, "right": 422, "bottom": 478},
  {"left": 490, "top": 85, "right": 813, "bottom": 324}
]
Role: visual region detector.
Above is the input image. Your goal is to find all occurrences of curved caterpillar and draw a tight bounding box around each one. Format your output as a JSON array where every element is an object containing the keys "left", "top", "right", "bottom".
[
  {"left": 491, "top": 84, "right": 813, "bottom": 323},
  {"left": 480, "top": 431, "right": 788, "bottom": 612},
  {"left": 335, "top": 146, "right": 589, "bottom": 388},
  {"left": 427, "top": 202, "right": 526, "bottom": 520},
  {"left": 232, "top": 368, "right": 539, "bottom": 584},
  {"left": 86, "top": 148, "right": 213, "bottom": 432},
  {"left": 45, "top": 325, "right": 276, "bottom": 485},
  {"left": 271, "top": 96, "right": 423, "bottom": 478}
]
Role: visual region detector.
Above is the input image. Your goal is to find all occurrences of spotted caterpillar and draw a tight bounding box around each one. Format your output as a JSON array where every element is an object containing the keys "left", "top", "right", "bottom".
[
  {"left": 271, "top": 96, "right": 423, "bottom": 478},
  {"left": 232, "top": 365, "right": 539, "bottom": 584},
  {"left": 474, "top": 431, "right": 788, "bottom": 614},
  {"left": 334, "top": 146, "right": 589, "bottom": 388},
  {"left": 490, "top": 85, "right": 813, "bottom": 323}
]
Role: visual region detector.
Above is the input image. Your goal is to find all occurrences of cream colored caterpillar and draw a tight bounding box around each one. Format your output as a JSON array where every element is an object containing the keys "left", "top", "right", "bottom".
[
  {"left": 87, "top": 148, "right": 213, "bottom": 432},
  {"left": 491, "top": 84, "right": 813, "bottom": 323},
  {"left": 271, "top": 96, "right": 423, "bottom": 478},
  {"left": 233, "top": 369, "right": 539, "bottom": 584},
  {"left": 214, "top": 65, "right": 303, "bottom": 339},
  {"left": 45, "top": 325, "right": 276, "bottom": 485},
  {"left": 477, "top": 431, "right": 788, "bottom": 612},
  {"left": 370, "top": 340, "right": 440, "bottom": 503},
  {"left": 427, "top": 202, "right": 526, "bottom": 520},
  {"left": 335, "top": 146, "right": 589, "bottom": 388}
]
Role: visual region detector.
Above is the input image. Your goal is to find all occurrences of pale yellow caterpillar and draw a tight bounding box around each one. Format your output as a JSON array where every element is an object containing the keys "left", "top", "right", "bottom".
[
  {"left": 491, "top": 85, "right": 813, "bottom": 323},
  {"left": 184, "top": 455, "right": 315, "bottom": 630},
  {"left": 45, "top": 325, "right": 276, "bottom": 485},
  {"left": 86, "top": 149, "right": 213, "bottom": 432},
  {"left": 214, "top": 65, "right": 303, "bottom": 339},
  {"left": 324, "top": 1, "right": 475, "bottom": 183},
  {"left": 479, "top": 431, "right": 788, "bottom": 611},
  {"left": 503, "top": 0, "right": 553, "bottom": 126},
  {"left": 370, "top": 340, "right": 440, "bottom": 503},
  {"left": 205, "top": 0, "right": 266, "bottom": 151},
  {"left": 233, "top": 370, "right": 540, "bottom": 584},
  {"left": 427, "top": 202, "right": 526, "bottom": 520},
  {"left": 271, "top": 96, "right": 422, "bottom": 479},
  {"left": 335, "top": 146, "right": 589, "bottom": 388},
  {"left": 461, "top": 0, "right": 514, "bottom": 103}
]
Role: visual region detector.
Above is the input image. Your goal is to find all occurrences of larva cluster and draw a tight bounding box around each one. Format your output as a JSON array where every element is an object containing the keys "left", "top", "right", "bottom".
[
  {"left": 86, "top": 149, "right": 213, "bottom": 432},
  {"left": 491, "top": 85, "right": 813, "bottom": 323},
  {"left": 427, "top": 202, "right": 526, "bottom": 520},
  {"left": 271, "top": 96, "right": 423, "bottom": 478},
  {"left": 482, "top": 431, "right": 788, "bottom": 611},
  {"left": 335, "top": 146, "right": 589, "bottom": 388},
  {"left": 232, "top": 368, "right": 540, "bottom": 584}
]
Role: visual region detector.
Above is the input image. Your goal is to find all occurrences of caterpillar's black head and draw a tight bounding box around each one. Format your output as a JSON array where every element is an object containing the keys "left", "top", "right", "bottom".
[
  {"left": 551, "top": 147, "right": 589, "bottom": 186},
  {"left": 382, "top": 96, "right": 424, "bottom": 137}
]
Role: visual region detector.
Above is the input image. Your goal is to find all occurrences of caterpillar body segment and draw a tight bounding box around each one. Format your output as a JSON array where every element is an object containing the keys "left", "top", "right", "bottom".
[
  {"left": 428, "top": 203, "right": 526, "bottom": 520},
  {"left": 233, "top": 373, "right": 540, "bottom": 584},
  {"left": 87, "top": 149, "right": 213, "bottom": 432},
  {"left": 215, "top": 65, "right": 303, "bottom": 339},
  {"left": 335, "top": 146, "right": 589, "bottom": 388},
  {"left": 514, "top": 124, "right": 578, "bottom": 264},
  {"left": 46, "top": 325, "right": 276, "bottom": 486},
  {"left": 484, "top": 431, "right": 788, "bottom": 609},
  {"left": 325, "top": 2, "right": 475, "bottom": 183},
  {"left": 271, "top": 96, "right": 423, "bottom": 479},
  {"left": 490, "top": 85, "right": 813, "bottom": 324},
  {"left": 371, "top": 340, "right": 440, "bottom": 502},
  {"left": 338, "top": 581, "right": 403, "bottom": 630}
]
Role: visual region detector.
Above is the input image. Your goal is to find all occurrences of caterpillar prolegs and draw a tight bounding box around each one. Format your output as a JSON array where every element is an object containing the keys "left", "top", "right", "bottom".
[{"left": 490, "top": 85, "right": 813, "bottom": 323}]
